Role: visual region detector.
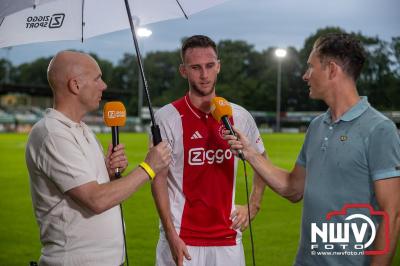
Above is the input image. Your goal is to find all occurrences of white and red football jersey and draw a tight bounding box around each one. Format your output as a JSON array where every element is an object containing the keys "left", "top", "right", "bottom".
[{"left": 155, "top": 94, "right": 264, "bottom": 246}]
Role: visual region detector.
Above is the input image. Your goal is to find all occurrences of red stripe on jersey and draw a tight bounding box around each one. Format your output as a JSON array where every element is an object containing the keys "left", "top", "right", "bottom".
[{"left": 172, "top": 95, "right": 237, "bottom": 246}]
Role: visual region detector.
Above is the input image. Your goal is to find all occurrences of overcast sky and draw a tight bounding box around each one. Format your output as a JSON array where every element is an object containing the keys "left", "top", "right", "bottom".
[{"left": 0, "top": 0, "right": 399, "bottom": 65}]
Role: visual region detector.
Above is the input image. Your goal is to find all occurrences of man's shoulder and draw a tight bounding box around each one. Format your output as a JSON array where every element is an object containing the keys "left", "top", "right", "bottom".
[
  {"left": 26, "top": 116, "right": 71, "bottom": 159},
  {"left": 29, "top": 114, "right": 76, "bottom": 145},
  {"left": 311, "top": 112, "right": 326, "bottom": 123},
  {"left": 231, "top": 102, "right": 248, "bottom": 112},
  {"left": 154, "top": 103, "right": 184, "bottom": 134},
  {"left": 155, "top": 103, "right": 179, "bottom": 120},
  {"left": 27, "top": 118, "right": 47, "bottom": 148},
  {"left": 304, "top": 112, "right": 327, "bottom": 131},
  {"left": 230, "top": 102, "right": 253, "bottom": 119},
  {"left": 353, "top": 105, "right": 398, "bottom": 137},
  {"left": 366, "top": 107, "right": 399, "bottom": 134},
  {"left": 364, "top": 105, "right": 391, "bottom": 123}
]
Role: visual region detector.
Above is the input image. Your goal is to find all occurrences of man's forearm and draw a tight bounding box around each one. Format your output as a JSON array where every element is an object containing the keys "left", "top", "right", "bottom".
[
  {"left": 248, "top": 153, "right": 267, "bottom": 219},
  {"left": 67, "top": 166, "right": 151, "bottom": 214},
  {"left": 370, "top": 210, "right": 400, "bottom": 266},
  {"left": 249, "top": 173, "right": 266, "bottom": 219},
  {"left": 246, "top": 152, "right": 303, "bottom": 202},
  {"left": 151, "top": 170, "right": 177, "bottom": 237}
]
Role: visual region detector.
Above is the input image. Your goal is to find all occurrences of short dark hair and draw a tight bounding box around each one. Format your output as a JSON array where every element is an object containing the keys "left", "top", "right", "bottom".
[
  {"left": 313, "top": 33, "right": 366, "bottom": 81},
  {"left": 181, "top": 35, "right": 218, "bottom": 62}
]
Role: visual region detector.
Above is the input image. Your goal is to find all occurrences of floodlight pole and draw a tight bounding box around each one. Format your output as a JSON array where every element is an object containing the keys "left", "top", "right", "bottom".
[
  {"left": 274, "top": 48, "right": 287, "bottom": 133},
  {"left": 276, "top": 59, "right": 282, "bottom": 133},
  {"left": 137, "top": 28, "right": 152, "bottom": 125}
]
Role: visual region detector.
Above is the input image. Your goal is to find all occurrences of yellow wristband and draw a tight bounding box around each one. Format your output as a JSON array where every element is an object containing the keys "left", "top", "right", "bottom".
[{"left": 139, "top": 162, "right": 156, "bottom": 180}]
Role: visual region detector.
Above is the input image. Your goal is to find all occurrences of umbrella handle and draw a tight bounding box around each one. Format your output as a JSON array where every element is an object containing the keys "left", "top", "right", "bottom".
[
  {"left": 123, "top": 0, "right": 159, "bottom": 139},
  {"left": 151, "top": 125, "right": 162, "bottom": 145}
]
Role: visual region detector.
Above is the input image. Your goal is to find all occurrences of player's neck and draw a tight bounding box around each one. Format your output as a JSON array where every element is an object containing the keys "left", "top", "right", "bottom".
[{"left": 188, "top": 90, "right": 216, "bottom": 113}]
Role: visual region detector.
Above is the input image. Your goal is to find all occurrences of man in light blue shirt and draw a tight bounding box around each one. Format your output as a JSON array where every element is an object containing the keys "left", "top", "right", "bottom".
[{"left": 224, "top": 33, "right": 400, "bottom": 265}]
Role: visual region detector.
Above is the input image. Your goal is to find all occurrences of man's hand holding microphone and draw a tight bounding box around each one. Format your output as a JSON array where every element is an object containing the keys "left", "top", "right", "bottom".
[
  {"left": 223, "top": 127, "right": 258, "bottom": 162},
  {"left": 210, "top": 97, "right": 257, "bottom": 162},
  {"left": 103, "top": 101, "right": 171, "bottom": 181}
]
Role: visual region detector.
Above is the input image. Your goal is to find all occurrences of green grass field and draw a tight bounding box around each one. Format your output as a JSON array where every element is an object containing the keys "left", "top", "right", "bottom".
[{"left": 0, "top": 133, "right": 398, "bottom": 265}]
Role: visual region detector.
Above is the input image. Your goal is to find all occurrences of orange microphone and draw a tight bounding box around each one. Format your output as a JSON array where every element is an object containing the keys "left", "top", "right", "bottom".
[
  {"left": 211, "top": 97, "right": 244, "bottom": 160},
  {"left": 103, "top": 101, "right": 127, "bottom": 177}
]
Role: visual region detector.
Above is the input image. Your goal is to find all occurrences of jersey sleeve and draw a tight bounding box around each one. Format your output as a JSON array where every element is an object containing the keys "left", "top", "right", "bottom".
[
  {"left": 153, "top": 104, "right": 180, "bottom": 149},
  {"left": 233, "top": 105, "right": 265, "bottom": 155},
  {"left": 296, "top": 120, "right": 315, "bottom": 168},
  {"left": 244, "top": 112, "right": 265, "bottom": 154},
  {"left": 367, "top": 120, "right": 400, "bottom": 181},
  {"left": 296, "top": 134, "right": 309, "bottom": 168}
]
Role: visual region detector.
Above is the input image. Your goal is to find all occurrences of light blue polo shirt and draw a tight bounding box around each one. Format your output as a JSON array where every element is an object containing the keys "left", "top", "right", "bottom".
[{"left": 294, "top": 97, "right": 400, "bottom": 266}]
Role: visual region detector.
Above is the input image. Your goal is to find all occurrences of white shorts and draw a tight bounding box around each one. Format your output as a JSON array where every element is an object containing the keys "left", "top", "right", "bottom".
[{"left": 155, "top": 237, "right": 245, "bottom": 266}]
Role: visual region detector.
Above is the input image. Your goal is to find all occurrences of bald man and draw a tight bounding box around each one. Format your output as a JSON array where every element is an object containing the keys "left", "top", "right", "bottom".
[{"left": 25, "top": 51, "right": 171, "bottom": 266}]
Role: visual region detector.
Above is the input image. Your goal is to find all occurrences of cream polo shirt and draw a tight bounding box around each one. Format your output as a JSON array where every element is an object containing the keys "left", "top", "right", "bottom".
[{"left": 26, "top": 108, "right": 124, "bottom": 266}]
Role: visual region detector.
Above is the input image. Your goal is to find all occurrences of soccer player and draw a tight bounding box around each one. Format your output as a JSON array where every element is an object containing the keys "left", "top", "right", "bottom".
[
  {"left": 225, "top": 33, "right": 400, "bottom": 266},
  {"left": 151, "top": 35, "right": 266, "bottom": 266}
]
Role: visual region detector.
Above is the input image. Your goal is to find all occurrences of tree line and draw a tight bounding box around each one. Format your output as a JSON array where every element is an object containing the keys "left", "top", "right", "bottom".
[{"left": 1, "top": 27, "right": 399, "bottom": 115}]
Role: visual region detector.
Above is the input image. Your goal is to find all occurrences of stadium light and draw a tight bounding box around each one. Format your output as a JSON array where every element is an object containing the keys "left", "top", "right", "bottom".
[
  {"left": 137, "top": 27, "right": 152, "bottom": 123},
  {"left": 274, "top": 48, "right": 287, "bottom": 132},
  {"left": 137, "top": 27, "right": 152, "bottom": 38},
  {"left": 275, "top": 48, "right": 287, "bottom": 58}
]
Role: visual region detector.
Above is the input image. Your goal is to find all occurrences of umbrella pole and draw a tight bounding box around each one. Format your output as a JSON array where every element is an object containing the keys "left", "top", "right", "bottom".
[{"left": 123, "top": 0, "right": 162, "bottom": 145}]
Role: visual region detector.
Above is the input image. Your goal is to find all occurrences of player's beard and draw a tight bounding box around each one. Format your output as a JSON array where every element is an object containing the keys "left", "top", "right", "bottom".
[{"left": 189, "top": 79, "right": 217, "bottom": 97}]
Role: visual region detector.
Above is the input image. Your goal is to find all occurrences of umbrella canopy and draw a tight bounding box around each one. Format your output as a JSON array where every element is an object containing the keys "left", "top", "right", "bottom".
[
  {"left": 0, "top": 0, "right": 229, "bottom": 48},
  {"left": 0, "top": 0, "right": 55, "bottom": 19},
  {"left": 0, "top": 0, "right": 230, "bottom": 144}
]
